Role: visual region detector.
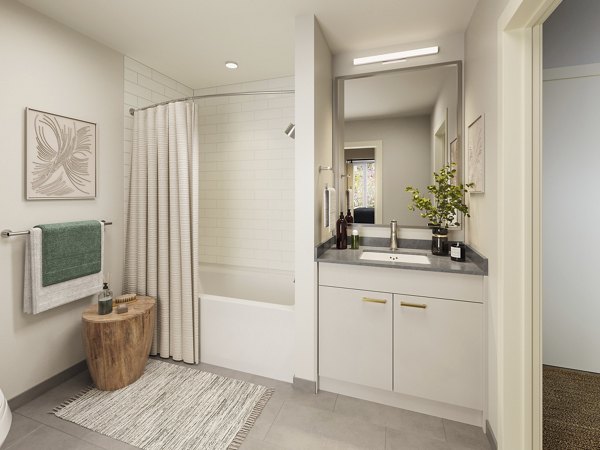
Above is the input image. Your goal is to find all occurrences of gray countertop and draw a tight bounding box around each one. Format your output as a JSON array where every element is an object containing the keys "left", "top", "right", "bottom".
[{"left": 316, "top": 244, "right": 487, "bottom": 276}]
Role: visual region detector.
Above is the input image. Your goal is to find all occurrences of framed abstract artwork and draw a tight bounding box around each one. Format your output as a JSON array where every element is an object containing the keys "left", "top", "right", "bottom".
[
  {"left": 467, "top": 114, "right": 485, "bottom": 194},
  {"left": 26, "top": 108, "right": 96, "bottom": 200}
]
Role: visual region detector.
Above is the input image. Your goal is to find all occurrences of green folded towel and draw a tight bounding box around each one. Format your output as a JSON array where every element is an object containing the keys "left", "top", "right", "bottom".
[{"left": 36, "top": 220, "right": 101, "bottom": 287}]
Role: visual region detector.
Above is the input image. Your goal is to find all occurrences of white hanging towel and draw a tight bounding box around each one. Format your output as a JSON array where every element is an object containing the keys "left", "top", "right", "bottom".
[
  {"left": 23, "top": 223, "right": 104, "bottom": 314},
  {"left": 323, "top": 186, "right": 337, "bottom": 231}
]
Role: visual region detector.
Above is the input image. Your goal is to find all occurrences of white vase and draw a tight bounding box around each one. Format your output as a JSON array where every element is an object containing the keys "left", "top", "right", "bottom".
[{"left": 0, "top": 388, "right": 12, "bottom": 447}]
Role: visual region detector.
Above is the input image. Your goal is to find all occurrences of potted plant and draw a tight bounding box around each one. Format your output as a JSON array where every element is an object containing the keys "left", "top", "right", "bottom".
[{"left": 405, "top": 163, "right": 473, "bottom": 255}]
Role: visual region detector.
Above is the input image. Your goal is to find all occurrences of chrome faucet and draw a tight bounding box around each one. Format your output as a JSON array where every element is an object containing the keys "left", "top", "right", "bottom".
[{"left": 390, "top": 220, "right": 398, "bottom": 251}]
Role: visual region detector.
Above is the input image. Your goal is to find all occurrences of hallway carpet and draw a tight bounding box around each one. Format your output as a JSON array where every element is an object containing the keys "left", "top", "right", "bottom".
[{"left": 544, "top": 365, "right": 600, "bottom": 449}]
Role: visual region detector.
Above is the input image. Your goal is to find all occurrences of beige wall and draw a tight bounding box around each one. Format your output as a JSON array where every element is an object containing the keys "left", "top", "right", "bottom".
[
  {"left": 344, "top": 116, "right": 431, "bottom": 226},
  {"left": 464, "top": 0, "right": 511, "bottom": 439},
  {"left": 431, "top": 68, "right": 459, "bottom": 176},
  {"left": 543, "top": 0, "right": 600, "bottom": 68},
  {"left": 314, "top": 26, "right": 334, "bottom": 245},
  {"left": 0, "top": 0, "right": 124, "bottom": 400},
  {"left": 294, "top": 15, "right": 332, "bottom": 382}
]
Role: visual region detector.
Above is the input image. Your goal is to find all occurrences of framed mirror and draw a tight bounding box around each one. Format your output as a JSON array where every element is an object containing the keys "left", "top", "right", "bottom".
[{"left": 334, "top": 62, "right": 463, "bottom": 228}]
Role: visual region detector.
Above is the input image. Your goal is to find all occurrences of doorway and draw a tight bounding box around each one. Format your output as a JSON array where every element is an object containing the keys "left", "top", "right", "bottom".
[
  {"left": 343, "top": 140, "right": 383, "bottom": 223},
  {"left": 540, "top": 1, "right": 600, "bottom": 448}
]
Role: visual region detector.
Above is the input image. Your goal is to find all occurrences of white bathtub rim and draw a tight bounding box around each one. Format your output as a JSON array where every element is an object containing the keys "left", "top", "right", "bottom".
[
  {"left": 199, "top": 262, "right": 293, "bottom": 277},
  {"left": 200, "top": 294, "right": 295, "bottom": 312}
]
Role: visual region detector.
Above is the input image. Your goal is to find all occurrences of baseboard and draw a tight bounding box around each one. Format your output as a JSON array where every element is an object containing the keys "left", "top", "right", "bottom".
[
  {"left": 320, "top": 376, "right": 483, "bottom": 427},
  {"left": 7, "top": 360, "right": 88, "bottom": 410},
  {"left": 486, "top": 420, "right": 498, "bottom": 450},
  {"left": 293, "top": 376, "right": 317, "bottom": 394}
]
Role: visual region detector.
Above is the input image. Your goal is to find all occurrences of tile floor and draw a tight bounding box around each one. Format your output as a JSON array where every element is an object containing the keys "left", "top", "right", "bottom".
[{"left": 3, "top": 359, "right": 491, "bottom": 449}]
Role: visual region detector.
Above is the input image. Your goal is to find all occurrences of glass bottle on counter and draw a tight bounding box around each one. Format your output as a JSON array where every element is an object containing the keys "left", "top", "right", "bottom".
[
  {"left": 350, "top": 229, "right": 360, "bottom": 250},
  {"left": 336, "top": 213, "right": 348, "bottom": 249},
  {"left": 345, "top": 209, "right": 354, "bottom": 224},
  {"left": 98, "top": 282, "right": 113, "bottom": 315}
]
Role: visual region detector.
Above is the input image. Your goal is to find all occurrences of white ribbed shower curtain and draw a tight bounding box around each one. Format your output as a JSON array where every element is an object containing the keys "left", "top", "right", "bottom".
[{"left": 124, "top": 101, "right": 199, "bottom": 364}]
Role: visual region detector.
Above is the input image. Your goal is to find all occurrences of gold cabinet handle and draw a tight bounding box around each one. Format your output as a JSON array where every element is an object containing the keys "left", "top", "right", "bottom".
[
  {"left": 400, "top": 301, "right": 427, "bottom": 309},
  {"left": 362, "top": 297, "right": 387, "bottom": 304}
]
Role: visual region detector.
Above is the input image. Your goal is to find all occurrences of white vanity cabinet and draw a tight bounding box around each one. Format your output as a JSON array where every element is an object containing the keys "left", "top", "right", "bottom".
[
  {"left": 318, "top": 262, "right": 485, "bottom": 425},
  {"left": 393, "top": 294, "right": 483, "bottom": 410},
  {"left": 319, "top": 286, "right": 392, "bottom": 390}
]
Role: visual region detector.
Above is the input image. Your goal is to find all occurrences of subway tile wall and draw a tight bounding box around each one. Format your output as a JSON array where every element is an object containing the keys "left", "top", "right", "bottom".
[
  {"left": 195, "top": 77, "right": 295, "bottom": 271},
  {"left": 123, "top": 56, "right": 194, "bottom": 212},
  {"left": 123, "top": 57, "right": 294, "bottom": 272}
]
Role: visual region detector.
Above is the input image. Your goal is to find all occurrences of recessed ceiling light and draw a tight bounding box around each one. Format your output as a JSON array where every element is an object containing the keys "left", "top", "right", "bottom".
[
  {"left": 353, "top": 46, "right": 439, "bottom": 66},
  {"left": 225, "top": 61, "right": 238, "bottom": 70}
]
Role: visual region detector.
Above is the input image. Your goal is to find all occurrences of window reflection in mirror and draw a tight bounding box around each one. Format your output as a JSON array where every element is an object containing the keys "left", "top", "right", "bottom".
[
  {"left": 343, "top": 141, "right": 383, "bottom": 223},
  {"left": 335, "top": 63, "right": 462, "bottom": 228}
]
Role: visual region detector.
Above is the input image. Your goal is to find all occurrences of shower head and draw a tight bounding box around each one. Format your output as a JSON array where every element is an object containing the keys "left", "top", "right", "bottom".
[{"left": 284, "top": 123, "right": 295, "bottom": 139}]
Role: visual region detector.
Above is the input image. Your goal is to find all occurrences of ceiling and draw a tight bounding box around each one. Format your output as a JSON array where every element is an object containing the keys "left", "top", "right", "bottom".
[
  {"left": 344, "top": 65, "right": 457, "bottom": 121},
  {"left": 18, "top": 0, "right": 478, "bottom": 89}
]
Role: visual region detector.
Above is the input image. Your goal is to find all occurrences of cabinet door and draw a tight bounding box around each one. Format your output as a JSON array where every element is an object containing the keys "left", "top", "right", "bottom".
[
  {"left": 319, "top": 286, "right": 392, "bottom": 390},
  {"left": 394, "top": 294, "right": 483, "bottom": 409}
]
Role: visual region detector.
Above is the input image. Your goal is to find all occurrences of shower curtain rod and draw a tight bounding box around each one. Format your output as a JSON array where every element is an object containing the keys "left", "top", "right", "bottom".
[{"left": 129, "top": 89, "right": 295, "bottom": 116}]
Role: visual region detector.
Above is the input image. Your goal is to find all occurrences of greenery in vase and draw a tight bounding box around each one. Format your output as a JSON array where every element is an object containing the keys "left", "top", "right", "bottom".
[{"left": 405, "top": 163, "right": 474, "bottom": 229}]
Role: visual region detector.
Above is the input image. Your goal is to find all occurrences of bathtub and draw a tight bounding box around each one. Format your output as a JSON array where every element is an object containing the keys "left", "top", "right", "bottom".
[{"left": 199, "top": 264, "right": 295, "bottom": 382}]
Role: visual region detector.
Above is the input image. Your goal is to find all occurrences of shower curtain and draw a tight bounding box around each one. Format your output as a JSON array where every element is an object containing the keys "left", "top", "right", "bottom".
[{"left": 124, "top": 101, "right": 199, "bottom": 364}]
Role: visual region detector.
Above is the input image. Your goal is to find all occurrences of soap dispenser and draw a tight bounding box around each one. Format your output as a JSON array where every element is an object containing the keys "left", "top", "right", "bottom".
[
  {"left": 336, "top": 212, "right": 348, "bottom": 249},
  {"left": 98, "top": 282, "right": 113, "bottom": 315}
]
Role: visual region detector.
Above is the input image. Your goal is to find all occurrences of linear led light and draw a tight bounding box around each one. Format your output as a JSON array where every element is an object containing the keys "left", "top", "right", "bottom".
[
  {"left": 381, "top": 59, "right": 407, "bottom": 65},
  {"left": 353, "top": 46, "right": 439, "bottom": 66}
]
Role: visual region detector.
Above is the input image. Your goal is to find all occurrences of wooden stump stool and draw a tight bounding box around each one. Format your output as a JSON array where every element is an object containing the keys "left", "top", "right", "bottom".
[{"left": 82, "top": 296, "right": 155, "bottom": 391}]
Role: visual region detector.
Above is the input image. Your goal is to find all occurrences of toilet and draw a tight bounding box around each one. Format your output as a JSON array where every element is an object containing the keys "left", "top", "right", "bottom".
[{"left": 0, "top": 389, "right": 11, "bottom": 447}]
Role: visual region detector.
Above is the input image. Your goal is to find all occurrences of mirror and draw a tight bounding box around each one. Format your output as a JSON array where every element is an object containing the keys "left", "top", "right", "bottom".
[{"left": 335, "top": 62, "right": 462, "bottom": 227}]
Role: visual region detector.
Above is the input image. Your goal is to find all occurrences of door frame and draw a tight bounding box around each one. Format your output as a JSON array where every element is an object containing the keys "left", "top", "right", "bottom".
[{"left": 496, "top": 0, "right": 562, "bottom": 449}]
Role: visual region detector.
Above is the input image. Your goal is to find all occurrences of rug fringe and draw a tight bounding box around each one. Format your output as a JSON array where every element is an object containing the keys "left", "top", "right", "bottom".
[
  {"left": 51, "top": 385, "right": 95, "bottom": 414},
  {"left": 227, "top": 387, "right": 275, "bottom": 450}
]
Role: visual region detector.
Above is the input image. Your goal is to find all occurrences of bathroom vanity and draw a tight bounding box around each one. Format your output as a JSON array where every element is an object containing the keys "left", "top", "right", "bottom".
[{"left": 316, "top": 244, "right": 487, "bottom": 427}]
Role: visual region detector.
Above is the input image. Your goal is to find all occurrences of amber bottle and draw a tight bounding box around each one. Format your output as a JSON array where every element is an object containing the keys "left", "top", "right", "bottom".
[
  {"left": 336, "top": 213, "right": 348, "bottom": 249},
  {"left": 345, "top": 209, "right": 354, "bottom": 224}
]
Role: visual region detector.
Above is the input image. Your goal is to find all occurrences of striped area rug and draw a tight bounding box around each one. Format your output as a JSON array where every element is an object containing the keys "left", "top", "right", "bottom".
[{"left": 53, "top": 360, "right": 273, "bottom": 450}]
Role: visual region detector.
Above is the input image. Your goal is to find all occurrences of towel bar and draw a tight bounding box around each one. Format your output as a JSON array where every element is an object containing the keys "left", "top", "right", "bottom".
[{"left": 1, "top": 220, "right": 112, "bottom": 238}]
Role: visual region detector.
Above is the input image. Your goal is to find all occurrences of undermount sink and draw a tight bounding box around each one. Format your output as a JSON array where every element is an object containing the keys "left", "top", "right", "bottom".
[{"left": 359, "top": 251, "right": 431, "bottom": 265}]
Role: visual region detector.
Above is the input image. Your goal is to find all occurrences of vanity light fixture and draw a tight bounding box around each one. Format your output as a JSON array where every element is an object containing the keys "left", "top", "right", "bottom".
[
  {"left": 225, "top": 61, "right": 238, "bottom": 69},
  {"left": 382, "top": 59, "right": 408, "bottom": 65},
  {"left": 353, "top": 46, "right": 439, "bottom": 66}
]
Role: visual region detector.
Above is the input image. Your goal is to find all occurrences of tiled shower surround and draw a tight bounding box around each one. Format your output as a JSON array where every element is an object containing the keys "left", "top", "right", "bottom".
[
  {"left": 194, "top": 78, "right": 294, "bottom": 271},
  {"left": 123, "top": 58, "right": 294, "bottom": 272}
]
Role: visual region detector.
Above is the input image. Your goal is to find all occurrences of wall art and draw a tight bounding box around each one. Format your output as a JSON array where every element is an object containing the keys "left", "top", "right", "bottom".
[
  {"left": 467, "top": 115, "right": 485, "bottom": 194},
  {"left": 26, "top": 108, "right": 96, "bottom": 200}
]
